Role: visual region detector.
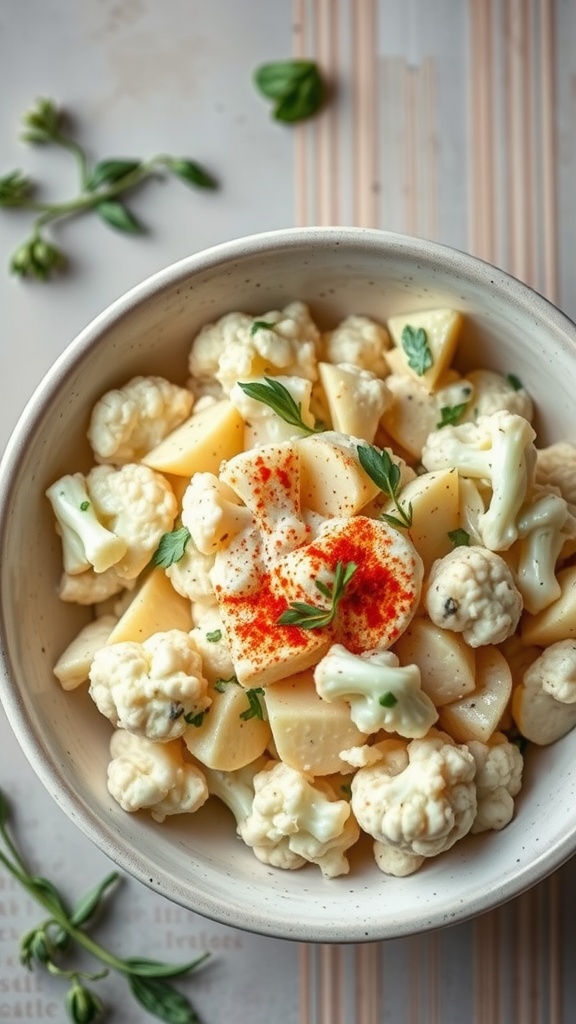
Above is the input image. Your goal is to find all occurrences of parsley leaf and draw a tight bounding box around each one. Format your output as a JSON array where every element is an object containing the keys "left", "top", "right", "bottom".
[
  {"left": 250, "top": 319, "right": 276, "bottom": 335},
  {"left": 151, "top": 526, "right": 191, "bottom": 568},
  {"left": 436, "top": 402, "right": 468, "bottom": 428},
  {"left": 379, "top": 692, "right": 398, "bottom": 708},
  {"left": 448, "top": 528, "right": 470, "bottom": 548},
  {"left": 206, "top": 629, "right": 222, "bottom": 643},
  {"left": 184, "top": 709, "right": 208, "bottom": 728},
  {"left": 506, "top": 372, "right": 524, "bottom": 391},
  {"left": 401, "top": 325, "right": 433, "bottom": 375},
  {"left": 239, "top": 688, "right": 266, "bottom": 721}
]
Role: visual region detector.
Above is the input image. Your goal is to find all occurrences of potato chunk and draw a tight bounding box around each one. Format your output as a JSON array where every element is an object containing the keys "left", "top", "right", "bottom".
[
  {"left": 107, "top": 568, "right": 192, "bottom": 644},
  {"left": 265, "top": 670, "right": 368, "bottom": 776},
  {"left": 387, "top": 309, "right": 463, "bottom": 391},
  {"left": 142, "top": 399, "right": 244, "bottom": 476},
  {"left": 521, "top": 566, "right": 576, "bottom": 646},
  {"left": 380, "top": 469, "right": 460, "bottom": 574},
  {"left": 183, "top": 681, "right": 271, "bottom": 771},
  {"left": 439, "top": 646, "right": 512, "bottom": 742},
  {"left": 297, "top": 432, "right": 380, "bottom": 516},
  {"left": 393, "top": 616, "right": 476, "bottom": 706}
]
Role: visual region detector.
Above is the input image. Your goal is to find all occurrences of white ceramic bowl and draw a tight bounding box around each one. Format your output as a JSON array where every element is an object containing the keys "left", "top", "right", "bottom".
[{"left": 1, "top": 227, "right": 576, "bottom": 943}]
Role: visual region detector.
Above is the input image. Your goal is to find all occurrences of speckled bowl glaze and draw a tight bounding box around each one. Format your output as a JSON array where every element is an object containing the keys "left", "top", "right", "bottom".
[{"left": 1, "top": 227, "right": 576, "bottom": 943}]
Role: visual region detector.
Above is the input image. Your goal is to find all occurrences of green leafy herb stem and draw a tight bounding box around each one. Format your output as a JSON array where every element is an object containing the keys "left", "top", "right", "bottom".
[
  {"left": 277, "top": 560, "right": 358, "bottom": 629},
  {"left": 253, "top": 60, "right": 325, "bottom": 123},
  {"left": 357, "top": 444, "right": 413, "bottom": 530},
  {"left": 1, "top": 98, "right": 218, "bottom": 281},
  {"left": 0, "top": 789, "right": 209, "bottom": 1023},
  {"left": 237, "top": 377, "right": 321, "bottom": 435}
]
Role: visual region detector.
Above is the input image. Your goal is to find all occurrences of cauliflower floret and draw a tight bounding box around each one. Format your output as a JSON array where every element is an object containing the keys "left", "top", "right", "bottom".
[
  {"left": 314, "top": 643, "right": 438, "bottom": 738},
  {"left": 466, "top": 733, "right": 523, "bottom": 833},
  {"left": 189, "top": 605, "right": 234, "bottom": 684},
  {"left": 58, "top": 566, "right": 135, "bottom": 605},
  {"left": 525, "top": 640, "right": 576, "bottom": 704},
  {"left": 351, "top": 733, "right": 477, "bottom": 857},
  {"left": 46, "top": 473, "right": 128, "bottom": 575},
  {"left": 421, "top": 410, "right": 536, "bottom": 551},
  {"left": 181, "top": 472, "right": 253, "bottom": 555},
  {"left": 425, "top": 546, "right": 523, "bottom": 647},
  {"left": 238, "top": 761, "right": 360, "bottom": 877},
  {"left": 86, "top": 463, "right": 177, "bottom": 579},
  {"left": 463, "top": 369, "right": 533, "bottom": 422},
  {"left": 512, "top": 644, "right": 576, "bottom": 745},
  {"left": 166, "top": 542, "right": 217, "bottom": 603},
  {"left": 87, "top": 375, "right": 194, "bottom": 465},
  {"left": 515, "top": 484, "right": 576, "bottom": 613},
  {"left": 322, "top": 315, "right": 390, "bottom": 378},
  {"left": 89, "top": 629, "right": 210, "bottom": 742},
  {"left": 373, "top": 841, "right": 425, "bottom": 877},
  {"left": 189, "top": 302, "right": 320, "bottom": 398},
  {"left": 203, "top": 755, "right": 269, "bottom": 829},
  {"left": 536, "top": 443, "right": 576, "bottom": 515},
  {"left": 107, "top": 730, "right": 208, "bottom": 822}
]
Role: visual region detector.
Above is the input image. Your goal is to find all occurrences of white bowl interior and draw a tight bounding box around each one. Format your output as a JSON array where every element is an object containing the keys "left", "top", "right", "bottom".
[{"left": 1, "top": 227, "right": 576, "bottom": 942}]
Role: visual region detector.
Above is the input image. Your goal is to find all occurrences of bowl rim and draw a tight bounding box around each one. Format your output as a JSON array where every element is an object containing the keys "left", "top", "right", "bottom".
[{"left": 2, "top": 225, "right": 576, "bottom": 943}]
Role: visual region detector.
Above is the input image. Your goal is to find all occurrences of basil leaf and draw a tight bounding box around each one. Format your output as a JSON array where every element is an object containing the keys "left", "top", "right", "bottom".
[
  {"left": 85, "top": 159, "right": 141, "bottom": 190},
  {"left": 96, "top": 199, "right": 143, "bottom": 234}
]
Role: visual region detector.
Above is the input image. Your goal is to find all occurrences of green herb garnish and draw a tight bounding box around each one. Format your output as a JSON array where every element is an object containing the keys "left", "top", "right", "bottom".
[
  {"left": 1, "top": 98, "right": 217, "bottom": 281},
  {"left": 436, "top": 403, "right": 468, "bottom": 428},
  {"left": 253, "top": 60, "right": 325, "bottom": 123},
  {"left": 379, "top": 692, "right": 398, "bottom": 708},
  {"left": 238, "top": 377, "right": 319, "bottom": 435},
  {"left": 239, "top": 688, "right": 266, "bottom": 721},
  {"left": 151, "top": 526, "right": 191, "bottom": 568},
  {"left": 278, "top": 560, "right": 358, "bottom": 629},
  {"left": 184, "top": 710, "right": 208, "bottom": 728},
  {"left": 357, "top": 444, "right": 413, "bottom": 529},
  {"left": 250, "top": 320, "right": 276, "bottom": 335},
  {"left": 206, "top": 629, "right": 222, "bottom": 643},
  {"left": 448, "top": 528, "right": 470, "bottom": 548},
  {"left": 79, "top": 500, "right": 90, "bottom": 511},
  {"left": 506, "top": 373, "right": 524, "bottom": 392},
  {"left": 0, "top": 788, "right": 208, "bottom": 1023},
  {"left": 214, "top": 675, "right": 238, "bottom": 693},
  {"left": 401, "top": 325, "right": 433, "bottom": 375}
]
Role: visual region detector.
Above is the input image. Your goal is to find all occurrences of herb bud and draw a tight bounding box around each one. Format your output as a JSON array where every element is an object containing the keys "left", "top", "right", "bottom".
[{"left": 65, "top": 983, "right": 104, "bottom": 1024}]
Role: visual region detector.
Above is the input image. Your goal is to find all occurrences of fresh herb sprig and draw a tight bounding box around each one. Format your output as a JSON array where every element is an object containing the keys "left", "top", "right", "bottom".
[
  {"left": 1, "top": 98, "right": 217, "bottom": 281},
  {"left": 253, "top": 60, "right": 325, "bottom": 123},
  {"left": 213, "top": 677, "right": 266, "bottom": 722},
  {"left": 401, "top": 325, "right": 433, "bottom": 376},
  {"left": 238, "top": 377, "right": 321, "bottom": 435},
  {"left": 278, "top": 560, "right": 357, "bottom": 629},
  {"left": 436, "top": 402, "right": 468, "bottom": 428},
  {"left": 0, "top": 789, "right": 209, "bottom": 1023},
  {"left": 357, "top": 444, "right": 413, "bottom": 529}
]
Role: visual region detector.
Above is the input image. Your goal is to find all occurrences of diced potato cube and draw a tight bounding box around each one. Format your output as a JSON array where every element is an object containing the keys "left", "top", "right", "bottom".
[
  {"left": 183, "top": 681, "right": 271, "bottom": 771},
  {"left": 54, "top": 615, "right": 117, "bottom": 690},
  {"left": 107, "top": 568, "right": 192, "bottom": 644},
  {"left": 512, "top": 672, "right": 576, "bottom": 746},
  {"left": 521, "top": 566, "right": 576, "bottom": 645},
  {"left": 142, "top": 399, "right": 244, "bottom": 476},
  {"left": 297, "top": 432, "right": 381, "bottom": 516},
  {"left": 387, "top": 309, "right": 463, "bottom": 391},
  {"left": 439, "top": 646, "right": 512, "bottom": 742},
  {"left": 265, "top": 670, "right": 368, "bottom": 776},
  {"left": 393, "top": 616, "right": 476, "bottom": 706},
  {"left": 381, "top": 469, "right": 460, "bottom": 573},
  {"left": 318, "top": 362, "right": 388, "bottom": 443}
]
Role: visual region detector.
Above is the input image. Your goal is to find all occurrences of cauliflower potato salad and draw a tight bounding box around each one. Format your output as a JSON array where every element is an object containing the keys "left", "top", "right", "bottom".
[{"left": 47, "top": 301, "right": 576, "bottom": 880}]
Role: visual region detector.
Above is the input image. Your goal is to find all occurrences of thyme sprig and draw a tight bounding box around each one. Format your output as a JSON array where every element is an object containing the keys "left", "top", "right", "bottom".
[
  {"left": 278, "top": 560, "right": 358, "bottom": 629},
  {"left": 357, "top": 444, "right": 413, "bottom": 529},
  {"left": 0, "top": 789, "right": 209, "bottom": 1023},
  {"left": 1, "top": 98, "right": 217, "bottom": 281}
]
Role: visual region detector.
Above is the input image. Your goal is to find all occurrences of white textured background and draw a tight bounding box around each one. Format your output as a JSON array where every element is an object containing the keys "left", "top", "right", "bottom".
[{"left": 1, "top": 1, "right": 575, "bottom": 1020}]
